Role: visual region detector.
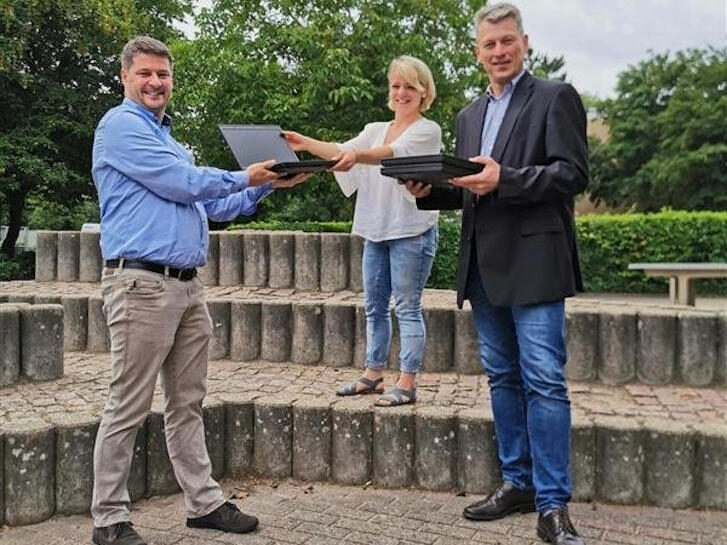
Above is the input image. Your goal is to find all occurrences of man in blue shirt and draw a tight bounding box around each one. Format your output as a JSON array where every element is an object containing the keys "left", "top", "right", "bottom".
[{"left": 90, "top": 36, "right": 307, "bottom": 545}]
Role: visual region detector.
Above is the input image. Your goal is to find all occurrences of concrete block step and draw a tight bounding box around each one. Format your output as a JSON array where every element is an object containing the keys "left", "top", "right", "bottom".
[
  {"left": 2, "top": 283, "right": 725, "bottom": 386},
  {"left": 33, "top": 230, "right": 365, "bottom": 291},
  {"left": 0, "top": 353, "right": 725, "bottom": 526},
  {"left": 0, "top": 302, "right": 63, "bottom": 385}
]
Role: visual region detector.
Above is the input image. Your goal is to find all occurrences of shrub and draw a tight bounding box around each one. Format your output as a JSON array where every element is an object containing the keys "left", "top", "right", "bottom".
[
  {"left": 228, "top": 220, "right": 351, "bottom": 233},
  {"left": 26, "top": 197, "right": 99, "bottom": 231},
  {"left": 0, "top": 251, "right": 35, "bottom": 281},
  {"left": 428, "top": 214, "right": 460, "bottom": 289},
  {"left": 578, "top": 210, "right": 727, "bottom": 294}
]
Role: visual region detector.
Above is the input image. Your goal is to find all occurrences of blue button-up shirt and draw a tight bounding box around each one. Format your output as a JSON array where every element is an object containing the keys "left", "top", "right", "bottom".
[
  {"left": 480, "top": 70, "right": 526, "bottom": 157},
  {"left": 92, "top": 98, "right": 272, "bottom": 268}
]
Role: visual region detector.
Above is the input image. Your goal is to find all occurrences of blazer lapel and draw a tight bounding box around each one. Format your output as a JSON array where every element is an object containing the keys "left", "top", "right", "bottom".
[
  {"left": 465, "top": 95, "right": 488, "bottom": 158},
  {"left": 490, "top": 72, "right": 534, "bottom": 162}
]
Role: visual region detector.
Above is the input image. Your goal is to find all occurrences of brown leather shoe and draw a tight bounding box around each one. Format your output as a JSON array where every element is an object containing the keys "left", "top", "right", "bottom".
[
  {"left": 462, "top": 481, "right": 536, "bottom": 521},
  {"left": 92, "top": 522, "right": 147, "bottom": 545},
  {"left": 537, "top": 507, "right": 585, "bottom": 545},
  {"left": 187, "top": 501, "right": 259, "bottom": 533}
]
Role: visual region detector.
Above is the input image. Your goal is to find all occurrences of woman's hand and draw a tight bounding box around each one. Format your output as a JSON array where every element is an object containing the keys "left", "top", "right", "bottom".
[
  {"left": 271, "top": 172, "right": 312, "bottom": 189},
  {"left": 330, "top": 150, "right": 358, "bottom": 172},
  {"left": 282, "top": 130, "right": 310, "bottom": 152}
]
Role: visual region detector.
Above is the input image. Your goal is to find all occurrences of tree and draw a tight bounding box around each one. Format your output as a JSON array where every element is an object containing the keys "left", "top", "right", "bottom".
[
  {"left": 589, "top": 48, "right": 727, "bottom": 211},
  {"left": 170, "top": 0, "right": 484, "bottom": 222},
  {"left": 526, "top": 49, "right": 566, "bottom": 82},
  {"left": 0, "top": 0, "right": 191, "bottom": 256},
  {"left": 171, "top": 0, "right": 567, "bottom": 222}
]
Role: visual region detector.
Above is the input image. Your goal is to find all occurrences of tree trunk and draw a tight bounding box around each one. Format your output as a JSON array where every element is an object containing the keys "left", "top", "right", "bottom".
[{"left": 0, "top": 189, "right": 26, "bottom": 258}]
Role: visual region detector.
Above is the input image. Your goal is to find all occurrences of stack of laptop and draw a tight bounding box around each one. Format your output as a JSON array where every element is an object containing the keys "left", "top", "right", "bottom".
[
  {"left": 219, "top": 124, "right": 336, "bottom": 177},
  {"left": 380, "top": 154, "right": 484, "bottom": 187}
]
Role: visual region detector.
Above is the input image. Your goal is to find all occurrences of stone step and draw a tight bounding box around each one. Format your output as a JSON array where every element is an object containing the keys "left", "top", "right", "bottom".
[
  {"left": 0, "top": 353, "right": 725, "bottom": 526},
  {"left": 1, "top": 283, "right": 726, "bottom": 387},
  {"left": 33, "top": 230, "right": 365, "bottom": 291},
  {"left": 0, "top": 303, "right": 64, "bottom": 386}
]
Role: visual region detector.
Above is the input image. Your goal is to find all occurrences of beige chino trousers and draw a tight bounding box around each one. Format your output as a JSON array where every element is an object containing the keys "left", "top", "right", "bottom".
[{"left": 91, "top": 266, "right": 224, "bottom": 527}]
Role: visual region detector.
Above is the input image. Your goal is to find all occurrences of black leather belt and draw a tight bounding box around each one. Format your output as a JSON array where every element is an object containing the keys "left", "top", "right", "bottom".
[{"left": 105, "top": 259, "right": 197, "bottom": 281}]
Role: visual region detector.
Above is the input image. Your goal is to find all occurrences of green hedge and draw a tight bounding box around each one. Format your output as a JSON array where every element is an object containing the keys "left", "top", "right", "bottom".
[
  {"left": 578, "top": 211, "right": 727, "bottom": 294},
  {"left": 229, "top": 220, "right": 352, "bottom": 233},
  {"left": 229, "top": 211, "right": 727, "bottom": 294}
]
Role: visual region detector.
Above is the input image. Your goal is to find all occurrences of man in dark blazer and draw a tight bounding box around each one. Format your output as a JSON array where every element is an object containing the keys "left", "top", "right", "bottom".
[{"left": 408, "top": 3, "right": 588, "bottom": 545}]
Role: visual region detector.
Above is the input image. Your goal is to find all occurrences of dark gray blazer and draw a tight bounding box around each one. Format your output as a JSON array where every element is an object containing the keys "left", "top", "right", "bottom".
[{"left": 418, "top": 71, "right": 588, "bottom": 307}]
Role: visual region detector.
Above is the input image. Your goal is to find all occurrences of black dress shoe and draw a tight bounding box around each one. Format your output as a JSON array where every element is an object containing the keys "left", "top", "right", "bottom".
[
  {"left": 187, "top": 501, "right": 259, "bottom": 533},
  {"left": 463, "top": 481, "right": 536, "bottom": 521},
  {"left": 92, "top": 522, "right": 147, "bottom": 545},
  {"left": 537, "top": 507, "right": 585, "bottom": 545}
]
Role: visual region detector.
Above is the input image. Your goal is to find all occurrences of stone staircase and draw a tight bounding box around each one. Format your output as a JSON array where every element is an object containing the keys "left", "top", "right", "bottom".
[{"left": 0, "top": 230, "right": 725, "bottom": 528}]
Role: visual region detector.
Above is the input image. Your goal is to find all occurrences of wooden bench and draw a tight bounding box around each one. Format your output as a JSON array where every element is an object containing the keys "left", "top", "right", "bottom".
[{"left": 628, "top": 263, "right": 727, "bottom": 305}]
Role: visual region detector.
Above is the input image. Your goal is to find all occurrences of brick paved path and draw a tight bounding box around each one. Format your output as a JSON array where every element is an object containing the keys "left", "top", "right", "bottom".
[
  {"left": 1, "top": 352, "right": 726, "bottom": 430},
  {"left": 1, "top": 480, "right": 725, "bottom": 545}
]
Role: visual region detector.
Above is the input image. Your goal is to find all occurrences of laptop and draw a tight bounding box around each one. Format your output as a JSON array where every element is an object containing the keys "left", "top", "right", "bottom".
[
  {"left": 380, "top": 154, "right": 484, "bottom": 187},
  {"left": 219, "top": 124, "right": 336, "bottom": 177}
]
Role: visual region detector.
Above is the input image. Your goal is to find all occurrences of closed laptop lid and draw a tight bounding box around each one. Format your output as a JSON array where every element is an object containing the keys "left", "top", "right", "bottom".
[
  {"left": 219, "top": 124, "right": 299, "bottom": 167},
  {"left": 381, "top": 154, "right": 481, "bottom": 170}
]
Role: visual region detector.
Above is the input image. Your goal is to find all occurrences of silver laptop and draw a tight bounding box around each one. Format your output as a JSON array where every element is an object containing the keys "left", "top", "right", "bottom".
[{"left": 219, "top": 124, "right": 336, "bottom": 177}]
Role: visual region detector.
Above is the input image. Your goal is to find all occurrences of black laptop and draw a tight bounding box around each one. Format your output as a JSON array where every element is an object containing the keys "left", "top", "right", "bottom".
[
  {"left": 380, "top": 154, "right": 483, "bottom": 186},
  {"left": 219, "top": 124, "right": 336, "bottom": 177}
]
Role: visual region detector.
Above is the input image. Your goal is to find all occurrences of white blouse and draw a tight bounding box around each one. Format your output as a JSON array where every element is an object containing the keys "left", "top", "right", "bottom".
[{"left": 334, "top": 118, "right": 441, "bottom": 242}]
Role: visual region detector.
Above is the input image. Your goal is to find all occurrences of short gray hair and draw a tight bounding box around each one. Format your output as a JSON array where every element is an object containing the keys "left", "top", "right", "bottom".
[
  {"left": 121, "top": 36, "right": 173, "bottom": 70},
  {"left": 474, "top": 3, "right": 524, "bottom": 36}
]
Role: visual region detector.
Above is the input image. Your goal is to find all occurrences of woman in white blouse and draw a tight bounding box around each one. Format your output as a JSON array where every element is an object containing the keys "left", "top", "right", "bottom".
[{"left": 284, "top": 55, "right": 441, "bottom": 406}]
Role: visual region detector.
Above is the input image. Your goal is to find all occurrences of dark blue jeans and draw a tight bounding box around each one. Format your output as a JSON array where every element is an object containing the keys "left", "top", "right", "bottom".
[{"left": 467, "top": 260, "right": 572, "bottom": 512}]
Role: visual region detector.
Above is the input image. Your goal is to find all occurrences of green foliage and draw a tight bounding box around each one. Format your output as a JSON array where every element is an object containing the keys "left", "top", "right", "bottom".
[
  {"left": 228, "top": 220, "right": 352, "bottom": 232},
  {"left": 428, "top": 213, "right": 460, "bottom": 289},
  {"left": 2, "top": 0, "right": 570, "bottom": 237},
  {"left": 526, "top": 49, "right": 566, "bottom": 81},
  {"left": 0, "top": 0, "right": 191, "bottom": 254},
  {"left": 0, "top": 251, "right": 34, "bottom": 281},
  {"left": 26, "top": 197, "right": 100, "bottom": 231},
  {"left": 578, "top": 211, "right": 727, "bottom": 294},
  {"left": 589, "top": 48, "right": 727, "bottom": 211},
  {"left": 172, "top": 0, "right": 567, "bottom": 222}
]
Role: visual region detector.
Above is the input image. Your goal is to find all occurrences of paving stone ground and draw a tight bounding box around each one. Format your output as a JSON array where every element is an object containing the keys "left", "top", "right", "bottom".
[
  {"left": 1, "top": 352, "right": 726, "bottom": 430},
  {"left": 1, "top": 480, "right": 726, "bottom": 545}
]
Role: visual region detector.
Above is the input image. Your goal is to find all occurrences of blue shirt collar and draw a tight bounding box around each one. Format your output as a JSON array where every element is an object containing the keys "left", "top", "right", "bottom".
[
  {"left": 486, "top": 69, "right": 526, "bottom": 102},
  {"left": 122, "top": 97, "right": 172, "bottom": 127}
]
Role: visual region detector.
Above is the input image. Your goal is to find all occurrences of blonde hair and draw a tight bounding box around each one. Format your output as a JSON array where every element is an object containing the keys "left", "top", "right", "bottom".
[{"left": 387, "top": 55, "right": 436, "bottom": 112}]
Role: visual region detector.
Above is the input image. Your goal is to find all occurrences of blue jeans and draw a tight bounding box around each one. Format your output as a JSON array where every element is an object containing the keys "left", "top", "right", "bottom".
[
  {"left": 362, "top": 227, "right": 438, "bottom": 374},
  {"left": 467, "top": 260, "right": 572, "bottom": 512}
]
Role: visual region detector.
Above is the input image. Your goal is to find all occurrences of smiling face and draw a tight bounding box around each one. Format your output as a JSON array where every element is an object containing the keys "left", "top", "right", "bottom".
[
  {"left": 475, "top": 16, "right": 528, "bottom": 92},
  {"left": 388, "top": 70, "right": 426, "bottom": 117},
  {"left": 121, "top": 52, "right": 173, "bottom": 119}
]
